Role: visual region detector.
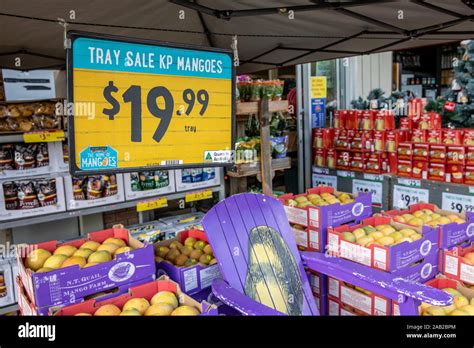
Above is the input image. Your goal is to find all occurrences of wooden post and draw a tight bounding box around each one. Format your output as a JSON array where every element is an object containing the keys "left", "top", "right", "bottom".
[{"left": 259, "top": 98, "right": 273, "bottom": 196}]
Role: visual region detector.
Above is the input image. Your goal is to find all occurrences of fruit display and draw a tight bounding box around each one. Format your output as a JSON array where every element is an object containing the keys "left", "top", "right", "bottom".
[
  {"left": 443, "top": 243, "right": 474, "bottom": 285},
  {"left": 285, "top": 192, "right": 354, "bottom": 208},
  {"left": 421, "top": 287, "right": 474, "bottom": 316},
  {"left": 24, "top": 237, "right": 132, "bottom": 272},
  {"left": 154, "top": 235, "right": 216, "bottom": 268},
  {"left": 339, "top": 223, "right": 422, "bottom": 247},
  {"left": 390, "top": 207, "right": 465, "bottom": 228},
  {"left": 55, "top": 277, "right": 216, "bottom": 316}
]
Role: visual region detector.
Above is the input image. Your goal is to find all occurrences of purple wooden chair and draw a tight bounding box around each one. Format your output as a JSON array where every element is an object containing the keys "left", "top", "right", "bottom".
[{"left": 202, "top": 193, "right": 452, "bottom": 316}]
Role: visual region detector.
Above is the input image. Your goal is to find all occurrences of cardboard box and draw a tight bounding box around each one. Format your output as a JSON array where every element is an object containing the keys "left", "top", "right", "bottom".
[
  {"left": 313, "top": 293, "right": 327, "bottom": 315},
  {"left": 345, "top": 110, "right": 359, "bottom": 129},
  {"left": 396, "top": 159, "right": 413, "bottom": 177},
  {"left": 428, "top": 163, "right": 446, "bottom": 182},
  {"left": 408, "top": 98, "right": 426, "bottom": 118},
  {"left": 427, "top": 129, "right": 442, "bottom": 144},
  {"left": 336, "top": 151, "right": 351, "bottom": 170},
  {"left": 386, "top": 130, "right": 408, "bottom": 153},
  {"left": 291, "top": 224, "right": 322, "bottom": 251},
  {"left": 466, "top": 147, "right": 474, "bottom": 165},
  {"left": 413, "top": 143, "right": 430, "bottom": 161},
  {"left": 328, "top": 296, "right": 364, "bottom": 316},
  {"left": 327, "top": 149, "right": 336, "bottom": 169},
  {"left": 463, "top": 130, "right": 474, "bottom": 146},
  {"left": 375, "top": 110, "right": 395, "bottom": 130},
  {"left": 443, "top": 243, "right": 474, "bottom": 285},
  {"left": 314, "top": 148, "right": 327, "bottom": 168},
  {"left": 443, "top": 129, "right": 463, "bottom": 145},
  {"left": 383, "top": 203, "right": 474, "bottom": 250},
  {"left": 64, "top": 174, "right": 125, "bottom": 210},
  {"left": 399, "top": 117, "right": 413, "bottom": 130},
  {"left": 54, "top": 276, "right": 218, "bottom": 316},
  {"left": 361, "top": 110, "right": 376, "bottom": 130},
  {"left": 334, "top": 132, "right": 351, "bottom": 151},
  {"left": 327, "top": 216, "right": 438, "bottom": 272},
  {"left": 0, "top": 142, "right": 59, "bottom": 179},
  {"left": 465, "top": 165, "right": 474, "bottom": 185},
  {"left": 333, "top": 110, "right": 346, "bottom": 129},
  {"left": 411, "top": 129, "right": 427, "bottom": 143},
  {"left": 52, "top": 141, "right": 69, "bottom": 172},
  {"left": 365, "top": 152, "right": 388, "bottom": 174},
  {"left": 397, "top": 142, "right": 413, "bottom": 160},
  {"left": 350, "top": 152, "right": 365, "bottom": 172},
  {"left": 419, "top": 113, "right": 441, "bottom": 130},
  {"left": 306, "top": 269, "right": 327, "bottom": 297},
  {"left": 154, "top": 229, "right": 221, "bottom": 295},
  {"left": 16, "top": 275, "right": 154, "bottom": 316},
  {"left": 447, "top": 164, "right": 465, "bottom": 184},
  {"left": 280, "top": 186, "right": 372, "bottom": 230},
  {"left": 412, "top": 161, "right": 428, "bottom": 179},
  {"left": 0, "top": 260, "right": 15, "bottom": 307},
  {"left": 429, "top": 144, "right": 447, "bottom": 164},
  {"left": 313, "top": 128, "right": 335, "bottom": 149},
  {"left": 373, "top": 130, "right": 386, "bottom": 152},
  {"left": 447, "top": 146, "right": 466, "bottom": 165},
  {"left": 123, "top": 171, "right": 175, "bottom": 200},
  {"left": 175, "top": 167, "right": 222, "bottom": 192},
  {"left": 0, "top": 176, "right": 66, "bottom": 221},
  {"left": 16, "top": 228, "right": 156, "bottom": 308}
]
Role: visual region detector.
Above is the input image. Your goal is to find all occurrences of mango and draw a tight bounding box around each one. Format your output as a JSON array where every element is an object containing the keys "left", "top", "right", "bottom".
[
  {"left": 399, "top": 228, "right": 417, "bottom": 237},
  {"left": 97, "top": 243, "right": 120, "bottom": 255},
  {"left": 203, "top": 244, "right": 213, "bottom": 255},
  {"left": 171, "top": 305, "right": 199, "bottom": 316},
  {"left": 342, "top": 232, "right": 356, "bottom": 243},
  {"left": 53, "top": 245, "right": 77, "bottom": 257},
  {"left": 450, "top": 309, "right": 468, "bottom": 316},
  {"left": 123, "top": 298, "right": 150, "bottom": 315},
  {"left": 423, "top": 306, "right": 446, "bottom": 316},
  {"left": 411, "top": 233, "right": 423, "bottom": 241},
  {"left": 61, "top": 256, "right": 86, "bottom": 269},
  {"left": 115, "top": 246, "right": 132, "bottom": 255},
  {"left": 413, "top": 210, "right": 425, "bottom": 218},
  {"left": 368, "top": 231, "right": 384, "bottom": 240},
  {"left": 88, "top": 251, "right": 112, "bottom": 264},
  {"left": 25, "top": 249, "right": 52, "bottom": 271},
  {"left": 43, "top": 254, "right": 68, "bottom": 269},
  {"left": 184, "top": 237, "right": 196, "bottom": 248},
  {"left": 194, "top": 241, "right": 206, "bottom": 250},
  {"left": 408, "top": 218, "right": 423, "bottom": 227},
  {"left": 156, "top": 246, "right": 170, "bottom": 258},
  {"left": 103, "top": 237, "right": 126, "bottom": 248},
  {"left": 73, "top": 248, "right": 94, "bottom": 260},
  {"left": 377, "top": 236, "right": 395, "bottom": 246},
  {"left": 80, "top": 241, "right": 101, "bottom": 251},
  {"left": 151, "top": 291, "right": 178, "bottom": 309},
  {"left": 389, "top": 231, "right": 403, "bottom": 241},
  {"left": 145, "top": 303, "right": 174, "bottom": 316},
  {"left": 356, "top": 236, "right": 374, "bottom": 247},
  {"left": 120, "top": 309, "right": 141, "bottom": 316},
  {"left": 352, "top": 228, "right": 366, "bottom": 240},
  {"left": 454, "top": 296, "right": 469, "bottom": 308},
  {"left": 94, "top": 304, "right": 121, "bottom": 316},
  {"left": 36, "top": 267, "right": 53, "bottom": 273}
]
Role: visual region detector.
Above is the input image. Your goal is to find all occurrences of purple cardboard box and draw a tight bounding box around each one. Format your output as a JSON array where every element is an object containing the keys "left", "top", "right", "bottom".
[
  {"left": 280, "top": 187, "right": 372, "bottom": 230},
  {"left": 391, "top": 249, "right": 439, "bottom": 283},
  {"left": 328, "top": 216, "right": 439, "bottom": 272},
  {"left": 17, "top": 228, "right": 156, "bottom": 308}
]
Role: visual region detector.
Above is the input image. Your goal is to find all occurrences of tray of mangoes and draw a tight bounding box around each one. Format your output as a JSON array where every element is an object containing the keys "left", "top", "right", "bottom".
[
  {"left": 340, "top": 223, "right": 423, "bottom": 247},
  {"left": 154, "top": 236, "right": 216, "bottom": 268},
  {"left": 390, "top": 207, "right": 466, "bottom": 227},
  {"left": 285, "top": 192, "right": 354, "bottom": 209}
]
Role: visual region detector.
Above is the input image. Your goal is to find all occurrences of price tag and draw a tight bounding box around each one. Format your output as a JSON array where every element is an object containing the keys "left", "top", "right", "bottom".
[
  {"left": 392, "top": 185, "right": 429, "bottom": 209},
  {"left": 136, "top": 197, "right": 168, "bottom": 212},
  {"left": 363, "top": 174, "right": 383, "bottom": 182},
  {"left": 442, "top": 192, "right": 474, "bottom": 213},
  {"left": 23, "top": 130, "right": 65, "bottom": 143},
  {"left": 397, "top": 178, "right": 421, "bottom": 187},
  {"left": 185, "top": 189, "right": 213, "bottom": 203},
  {"left": 352, "top": 179, "right": 382, "bottom": 204},
  {"left": 68, "top": 32, "right": 234, "bottom": 174},
  {"left": 312, "top": 166, "right": 330, "bottom": 175},
  {"left": 312, "top": 174, "right": 337, "bottom": 188},
  {"left": 337, "top": 170, "right": 355, "bottom": 178}
]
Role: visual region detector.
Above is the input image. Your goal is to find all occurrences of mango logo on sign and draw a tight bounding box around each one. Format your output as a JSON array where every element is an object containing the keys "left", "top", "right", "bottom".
[{"left": 80, "top": 146, "right": 118, "bottom": 170}]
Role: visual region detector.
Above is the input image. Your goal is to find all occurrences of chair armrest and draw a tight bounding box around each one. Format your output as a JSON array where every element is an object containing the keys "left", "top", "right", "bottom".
[
  {"left": 301, "top": 252, "right": 452, "bottom": 306},
  {"left": 211, "top": 279, "right": 284, "bottom": 316}
]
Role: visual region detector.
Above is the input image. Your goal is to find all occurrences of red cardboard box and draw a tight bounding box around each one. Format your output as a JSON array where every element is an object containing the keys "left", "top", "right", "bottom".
[
  {"left": 427, "top": 129, "right": 442, "bottom": 144},
  {"left": 466, "top": 146, "right": 474, "bottom": 166},
  {"left": 327, "top": 149, "right": 336, "bottom": 169},
  {"left": 428, "top": 163, "right": 446, "bottom": 182},
  {"left": 412, "top": 161, "right": 428, "bottom": 180},
  {"left": 386, "top": 130, "right": 407, "bottom": 153},
  {"left": 400, "top": 117, "right": 413, "bottom": 130},
  {"left": 333, "top": 110, "right": 346, "bottom": 129},
  {"left": 463, "top": 129, "right": 474, "bottom": 146},
  {"left": 443, "top": 243, "right": 474, "bottom": 286},
  {"left": 465, "top": 165, "right": 474, "bottom": 185},
  {"left": 397, "top": 142, "right": 413, "bottom": 160},
  {"left": 375, "top": 110, "right": 395, "bottom": 130},
  {"left": 345, "top": 110, "right": 359, "bottom": 129},
  {"left": 446, "top": 146, "right": 466, "bottom": 165},
  {"left": 314, "top": 128, "right": 335, "bottom": 149},
  {"left": 336, "top": 151, "right": 351, "bottom": 170},
  {"left": 314, "top": 148, "right": 327, "bottom": 168},
  {"left": 447, "top": 164, "right": 464, "bottom": 184},
  {"left": 443, "top": 129, "right": 463, "bottom": 145},
  {"left": 350, "top": 131, "right": 365, "bottom": 151},
  {"left": 411, "top": 129, "right": 427, "bottom": 143},
  {"left": 361, "top": 130, "right": 373, "bottom": 151},
  {"left": 397, "top": 159, "right": 413, "bottom": 177},
  {"left": 335, "top": 131, "right": 351, "bottom": 151},
  {"left": 373, "top": 130, "right": 386, "bottom": 152},
  {"left": 350, "top": 152, "right": 365, "bottom": 172},
  {"left": 419, "top": 113, "right": 441, "bottom": 130},
  {"left": 413, "top": 143, "right": 430, "bottom": 161},
  {"left": 361, "top": 110, "right": 376, "bottom": 131},
  {"left": 429, "top": 144, "right": 447, "bottom": 164}
]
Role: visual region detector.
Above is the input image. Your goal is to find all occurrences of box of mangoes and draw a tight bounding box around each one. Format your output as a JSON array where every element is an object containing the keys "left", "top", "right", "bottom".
[
  {"left": 154, "top": 229, "right": 221, "bottom": 295},
  {"left": 279, "top": 186, "right": 372, "bottom": 230},
  {"left": 443, "top": 242, "right": 474, "bottom": 285},
  {"left": 54, "top": 276, "right": 218, "bottom": 316},
  {"left": 328, "top": 296, "right": 366, "bottom": 316},
  {"left": 16, "top": 227, "right": 156, "bottom": 308},
  {"left": 327, "top": 216, "right": 438, "bottom": 272},
  {"left": 393, "top": 277, "right": 474, "bottom": 316},
  {"left": 383, "top": 203, "right": 474, "bottom": 249}
]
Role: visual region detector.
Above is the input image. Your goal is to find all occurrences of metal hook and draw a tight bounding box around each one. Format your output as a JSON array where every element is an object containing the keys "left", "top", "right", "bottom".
[
  {"left": 231, "top": 35, "right": 239, "bottom": 67},
  {"left": 57, "top": 18, "right": 71, "bottom": 49}
]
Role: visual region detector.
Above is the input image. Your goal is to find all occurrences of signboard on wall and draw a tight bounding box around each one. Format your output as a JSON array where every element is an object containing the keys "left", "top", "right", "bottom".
[
  {"left": 67, "top": 31, "right": 235, "bottom": 175},
  {"left": 310, "top": 76, "right": 327, "bottom": 129}
]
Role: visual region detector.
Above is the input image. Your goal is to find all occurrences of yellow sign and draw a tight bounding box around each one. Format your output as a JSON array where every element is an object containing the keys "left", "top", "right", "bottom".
[
  {"left": 185, "top": 189, "right": 213, "bottom": 203},
  {"left": 68, "top": 32, "right": 234, "bottom": 174},
  {"left": 136, "top": 197, "right": 168, "bottom": 212},
  {"left": 310, "top": 76, "right": 327, "bottom": 99},
  {"left": 23, "top": 130, "right": 65, "bottom": 143}
]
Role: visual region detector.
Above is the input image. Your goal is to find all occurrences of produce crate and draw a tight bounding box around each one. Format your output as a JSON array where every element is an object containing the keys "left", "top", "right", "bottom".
[
  {"left": 54, "top": 276, "right": 218, "bottom": 316},
  {"left": 279, "top": 187, "right": 372, "bottom": 230},
  {"left": 327, "top": 216, "right": 438, "bottom": 272},
  {"left": 328, "top": 296, "right": 366, "bottom": 316},
  {"left": 154, "top": 229, "right": 221, "bottom": 295},
  {"left": 443, "top": 242, "right": 474, "bottom": 285},
  {"left": 383, "top": 203, "right": 474, "bottom": 250},
  {"left": 16, "top": 228, "right": 156, "bottom": 308},
  {"left": 306, "top": 269, "right": 327, "bottom": 298},
  {"left": 16, "top": 275, "right": 154, "bottom": 316}
]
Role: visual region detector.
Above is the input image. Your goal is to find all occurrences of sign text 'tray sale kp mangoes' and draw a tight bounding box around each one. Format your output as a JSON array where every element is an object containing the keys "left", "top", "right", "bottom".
[{"left": 67, "top": 32, "right": 235, "bottom": 175}]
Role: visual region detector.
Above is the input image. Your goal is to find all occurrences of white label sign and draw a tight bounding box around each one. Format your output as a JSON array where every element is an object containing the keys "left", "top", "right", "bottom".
[
  {"left": 363, "top": 174, "right": 384, "bottom": 182},
  {"left": 442, "top": 192, "right": 474, "bottom": 213},
  {"left": 337, "top": 170, "right": 355, "bottom": 178},
  {"left": 397, "top": 178, "right": 421, "bottom": 187},
  {"left": 393, "top": 185, "right": 429, "bottom": 209},
  {"left": 312, "top": 173, "right": 337, "bottom": 188},
  {"left": 352, "top": 179, "right": 383, "bottom": 204},
  {"left": 313, "top": 166, "right": 330, "bottom": 175},
  {"left": 2, "top": 68, "right": 60, "bottom": 101}
]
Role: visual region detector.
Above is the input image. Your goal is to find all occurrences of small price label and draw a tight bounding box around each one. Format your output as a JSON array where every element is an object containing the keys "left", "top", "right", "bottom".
[
  {"left": 312, "top": 174, "right": 337, "bottom": 188},
  {"left": 442, "top": 192, "right": 474, "bottom": 213},
  {"left": 337, "top": 170, "right": 355, "bottom": 178},
  {"left": 393, "top": 185, "right": 429, "bottom": 209},
  {"left": 185, "top": 189, "right": 213, "bottom": 203},
  {"left": 23, "top": 130, "right": 65, "bottom": 143},
  {"left": 136, "top": 197, "right": 168, "bottom": 212},
  {"left": 352, "top": 179, "right": 382, "bottom": 204},
  {"left": 313, "top": 166, "right": 330, "bottom": 175},
  {"left": 363, "top": 174, "right": 384, "bottom": 182},
  {"left": 397, "top": 178, "right": 421, "bottom": 187}
]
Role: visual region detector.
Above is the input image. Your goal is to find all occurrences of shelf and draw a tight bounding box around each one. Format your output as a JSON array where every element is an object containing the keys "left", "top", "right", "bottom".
[
  {"left": 236, "top": 100, "right": 288, "bottom": 116},
  {"left": 227, "top": 157, "right": 291, "bottom": 178},
  {"left": 0, "top": 304, "right": 18, "bottom": 315},
  {"left": 0, "top": 185, "right": 223, "bottom": 230},
  {"left": 0, "top": 131, "right": 67, "bottom": 144}
]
